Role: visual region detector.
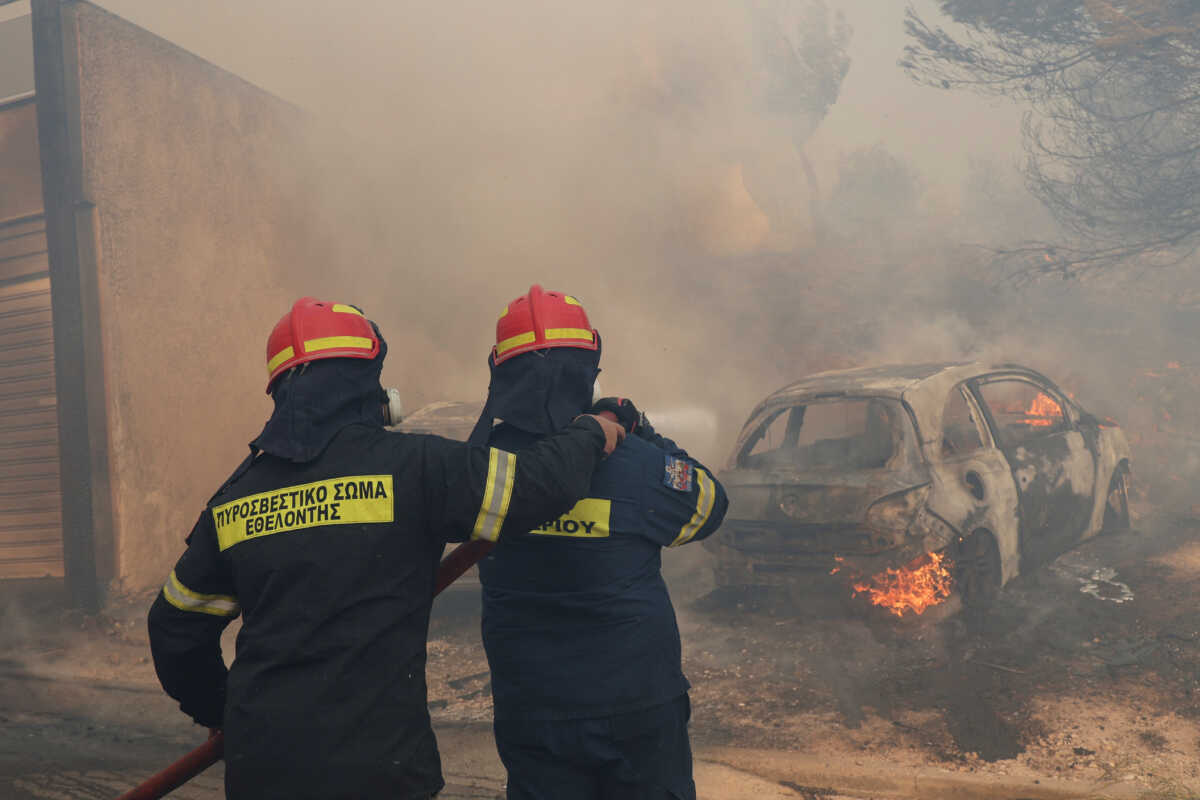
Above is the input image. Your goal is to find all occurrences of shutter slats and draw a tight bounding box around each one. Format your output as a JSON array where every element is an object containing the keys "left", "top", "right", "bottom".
[{"left": 0, "top": 216, "right": 62, "bottom": 578}]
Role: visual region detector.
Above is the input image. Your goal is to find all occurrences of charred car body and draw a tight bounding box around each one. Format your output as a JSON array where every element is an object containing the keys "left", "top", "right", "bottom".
[{"left": 705, "top": 362, "right": 1132, "bottom": 614}]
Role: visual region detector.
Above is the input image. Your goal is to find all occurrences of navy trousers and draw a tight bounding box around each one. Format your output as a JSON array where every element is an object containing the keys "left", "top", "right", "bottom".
[{"left": 493, "top": 694, "right": 695, "bottom": 800}]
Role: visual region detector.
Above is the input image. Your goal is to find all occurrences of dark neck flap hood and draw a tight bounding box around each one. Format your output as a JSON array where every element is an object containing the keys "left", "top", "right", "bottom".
[
  {"left": 252, "top": 329, "right": 389, "bottom": 463},
  {"left": 468, "top": 347, "right": 600, "bottom": 445}
]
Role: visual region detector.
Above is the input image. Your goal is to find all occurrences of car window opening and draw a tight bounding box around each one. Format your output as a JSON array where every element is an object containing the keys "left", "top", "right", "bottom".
[
  {"left": 941, "top": 386, "right": 986, "bottom": 457},
  {"left": 976, "top": 380, "right": 1067, "bottom": 446},
  {"left": 740, "top": 398, "right": 910, "bottom": 471}
]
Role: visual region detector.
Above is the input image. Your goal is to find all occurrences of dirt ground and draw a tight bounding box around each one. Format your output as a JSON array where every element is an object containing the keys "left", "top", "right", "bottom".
[{"left": 2, "top": 511, "right": 1199, "bottom": 799}]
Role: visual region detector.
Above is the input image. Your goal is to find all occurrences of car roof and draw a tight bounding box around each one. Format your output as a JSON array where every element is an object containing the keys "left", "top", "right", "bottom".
[
  {"left": 754, "top": 361, "right": 1058, "bottom": 443},
  {"left": 768, "top": 362, "right": 980, "bottom": 401}
]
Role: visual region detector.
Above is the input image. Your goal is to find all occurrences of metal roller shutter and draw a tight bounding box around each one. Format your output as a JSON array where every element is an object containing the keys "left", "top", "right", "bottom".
[{"left": 0, "top": 213, "right": 62, "bottom": 579}]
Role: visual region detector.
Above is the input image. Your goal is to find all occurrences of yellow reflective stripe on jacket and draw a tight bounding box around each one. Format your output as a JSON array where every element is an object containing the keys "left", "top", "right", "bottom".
[
  {"left": 671, "top": 468, "right": 715, "bottom": 547},
  {"left": 267, "top": 346, "right": 294, "bottom": 374},
  {"left": 472, "top": 448, "right": 517, "bottom": 542},
  {"left": 212, "top": 475, "right": 394, "bottom": 551},
  {"left": 162, "top": 569, "right": 239, "bottom": 617},
  {"left": 303, "top": 335, "right": 375, "bottom": 354}
]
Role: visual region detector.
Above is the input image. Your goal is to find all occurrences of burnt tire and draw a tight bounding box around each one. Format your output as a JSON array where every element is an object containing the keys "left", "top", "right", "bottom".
[
  {"left": 1102, "top": 467, "right": 1131, "bottom": 533},
  {"left": 953, "top": 530, "right": 1002, "bottom": 611}
]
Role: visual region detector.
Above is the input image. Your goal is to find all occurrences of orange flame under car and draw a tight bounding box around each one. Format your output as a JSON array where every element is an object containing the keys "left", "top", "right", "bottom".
[{"left": 852, "top": 552, "right": 954, "bottom": 618}]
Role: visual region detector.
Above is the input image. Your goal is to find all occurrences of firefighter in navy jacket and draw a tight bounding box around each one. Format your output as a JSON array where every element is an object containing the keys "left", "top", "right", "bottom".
[
  {"left": 147, "top": 298, "right": 624, "bottom": 800},
  {"left": 468, "top": 286, "right": 728, "bottom": 800}
]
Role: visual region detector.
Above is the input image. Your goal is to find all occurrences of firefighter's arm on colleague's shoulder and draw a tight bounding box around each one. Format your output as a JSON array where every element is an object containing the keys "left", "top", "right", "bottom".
[
  {"left": 589, "top": 396, "right": 689, "bottom": 456},
  {"left": 425, "top": 413, "right": 622, "bottom": 543},
  {"left": 147, "top": 511, "right": 239, "bottom": 729},
  {"left": 643, "top": 450, "right": 729, "bottom": 549}
]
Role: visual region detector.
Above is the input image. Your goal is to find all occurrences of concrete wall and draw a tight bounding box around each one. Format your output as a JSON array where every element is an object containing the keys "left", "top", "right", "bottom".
[
  {"left": 0, "top": 98, "right": 42, "bottom": 221},
  {"left": 67, "top": 2, "right": 326, "bottom": 589}
]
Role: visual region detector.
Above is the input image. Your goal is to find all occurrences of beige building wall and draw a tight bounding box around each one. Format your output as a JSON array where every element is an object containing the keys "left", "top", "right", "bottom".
[{"left": 67, "top": 2, "right": 324, "bottom": 589}]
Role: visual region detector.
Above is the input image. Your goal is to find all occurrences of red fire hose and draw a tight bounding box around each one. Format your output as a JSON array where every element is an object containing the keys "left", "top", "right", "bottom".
[
  {"left": 115, "top": 538, "right": 495, "bottom": 800},
  {"left": 117, "top": 411, "right": 617, "bottom": 799}
]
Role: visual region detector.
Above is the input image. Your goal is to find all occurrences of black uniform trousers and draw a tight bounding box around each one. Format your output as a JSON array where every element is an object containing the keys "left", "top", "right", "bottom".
[{"left": 493, "top": 694, "right": 695, "bottom": 800}]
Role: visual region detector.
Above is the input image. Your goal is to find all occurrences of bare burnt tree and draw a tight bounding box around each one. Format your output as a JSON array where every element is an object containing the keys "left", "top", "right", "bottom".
[
  {"left": 903, "top": 1, "right": 1200, "bottom": 278},
  {"left": 753, "top": 0, "right": 852, "bottom": 238}
]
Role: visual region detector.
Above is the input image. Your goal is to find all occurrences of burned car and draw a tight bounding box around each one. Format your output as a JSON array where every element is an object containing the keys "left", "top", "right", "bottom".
[
  {"left": 391, "top": 400, "right": 484, "bottom": 441},
  {"left": 704, "top": 362, "right": 1132, "bottom": 616}
]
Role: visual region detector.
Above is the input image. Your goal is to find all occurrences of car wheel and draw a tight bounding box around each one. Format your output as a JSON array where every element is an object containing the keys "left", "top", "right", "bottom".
[
  {"left": 953, "top": 530, "right": 1002, "bottom": 611},
  {"left": 1102, "top": 466, "right": 1131, "bottom": 533}
]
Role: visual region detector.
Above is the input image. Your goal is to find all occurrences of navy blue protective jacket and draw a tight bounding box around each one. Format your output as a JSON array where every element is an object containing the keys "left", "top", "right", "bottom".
[
  {"left": 147, "top": 418, "right": 610, "bottom": 800},
  {"left": 480, "top": 423, "right": 728, "bottom": 721}
]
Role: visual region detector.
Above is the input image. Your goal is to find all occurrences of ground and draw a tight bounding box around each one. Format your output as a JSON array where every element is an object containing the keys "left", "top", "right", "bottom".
[{"left": 1, "top": 511, "right": 1198, "bottom": 799}]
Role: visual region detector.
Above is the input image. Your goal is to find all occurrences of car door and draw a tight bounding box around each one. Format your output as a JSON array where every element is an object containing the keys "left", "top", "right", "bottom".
[
  {"left": 927, "top": 382, "right": 1020, "bottom": 573},
  {"left": 970, "top": 374, "right": 1097, "bottom": 569}
]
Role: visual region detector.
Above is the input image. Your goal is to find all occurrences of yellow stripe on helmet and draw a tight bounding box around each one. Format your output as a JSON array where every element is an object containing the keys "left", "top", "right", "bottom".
[
  {"left": 267, "top": 346, "right": 295, "bottom": 375},
  {"left": 544, "top": 327, "right": 594, "bottom": 343},
  {"left": 495, "top": 331, "right": 536, "bottom": 357},
  {"left": 332, "top": 304, "right": 364, "bottom": 316},
  {"left": 303, "top": 335, "right": 375, "bottom": 354}
]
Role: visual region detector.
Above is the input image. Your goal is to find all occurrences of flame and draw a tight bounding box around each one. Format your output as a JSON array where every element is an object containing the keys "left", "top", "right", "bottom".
[
  {"left": 852, "top": 552, "right": 954, "bottom": 618},
  {"left": 1023, "top": 392, "right": 1061, "bottom": 427}
]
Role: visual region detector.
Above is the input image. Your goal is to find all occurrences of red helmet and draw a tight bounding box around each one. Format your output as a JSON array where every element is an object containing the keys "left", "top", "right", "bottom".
[
  {"left": 265, "top": 297, "right": 380, "bottom": 392},
  {"left": 492, "top": 285, "right": 599, "bottom": 365}
]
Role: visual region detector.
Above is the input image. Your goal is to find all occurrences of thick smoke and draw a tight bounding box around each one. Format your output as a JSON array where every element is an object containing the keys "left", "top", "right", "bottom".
[
  {"left": 82, "top": 0, "right": 1190, "bottom": 492},
  {"left": 68, "top": 1, "right": 1000, "bottom": 467}
]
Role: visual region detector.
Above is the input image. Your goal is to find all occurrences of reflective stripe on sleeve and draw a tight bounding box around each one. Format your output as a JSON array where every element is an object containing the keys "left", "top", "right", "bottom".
[
  {"left": 471, "top": 448, "right": 517, "bottom": 542},
  {"left": 671, "top": 468, "right": 715, "bottom": 547},
  {"left": 161, "top": 569, "right": 240, "bottom": 617}
]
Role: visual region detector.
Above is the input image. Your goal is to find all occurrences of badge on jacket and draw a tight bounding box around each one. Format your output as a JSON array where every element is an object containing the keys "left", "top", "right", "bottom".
[{"left": 663, "top": 455, "right": 694, "bottom": 492}]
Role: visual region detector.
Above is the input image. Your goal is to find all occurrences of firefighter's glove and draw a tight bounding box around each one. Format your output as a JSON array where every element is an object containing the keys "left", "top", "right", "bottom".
[
  {"left": 578, "top": 413, "right": 626, "bottom": 456},
  {"left": 589, "top": 397, "right": 656, "bottom": 440}
]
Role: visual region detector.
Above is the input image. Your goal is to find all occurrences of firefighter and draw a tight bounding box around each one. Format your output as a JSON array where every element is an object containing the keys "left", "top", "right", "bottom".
[
  {"left": 468, "top": 285, "right": 728, "bottom": 800},
  {"left": 147, "top": 297, "right": 624, "bottom": 800}
]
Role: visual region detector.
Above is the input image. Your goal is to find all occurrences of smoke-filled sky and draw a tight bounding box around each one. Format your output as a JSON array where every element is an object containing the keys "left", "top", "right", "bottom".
[
  {"left": 9, "top": 0, "right": 1118, "bottom": 464},
  {"left": 50, "top": 0, "right": 1041, "bottom": 457},
  {"left": 80, "top": 0, "right": 1020, "bottom": 192}
]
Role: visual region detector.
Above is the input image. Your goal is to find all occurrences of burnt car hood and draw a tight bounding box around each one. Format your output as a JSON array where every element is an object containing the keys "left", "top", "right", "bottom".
[{"left": 719, "top": 465, "right": 930, "bottom": 526}]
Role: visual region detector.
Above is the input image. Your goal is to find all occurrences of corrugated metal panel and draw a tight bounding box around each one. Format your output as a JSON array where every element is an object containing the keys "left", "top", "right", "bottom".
[{"left": 0, "top": 214, "right": 61, "bottom": 578}]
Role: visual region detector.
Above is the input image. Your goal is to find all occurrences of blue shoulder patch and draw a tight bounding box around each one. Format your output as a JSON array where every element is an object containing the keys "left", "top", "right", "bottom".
[{"left": 663, "top": 455, "right": 694, "bottom": 492}]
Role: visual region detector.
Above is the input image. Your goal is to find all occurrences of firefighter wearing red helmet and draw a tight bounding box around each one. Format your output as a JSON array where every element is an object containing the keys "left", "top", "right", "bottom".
[
  {"left": 147, "top": 297, "right": 624, "bottom": 800},
  {"left": 469, "top": 286, "right": 728, "bottom": 800}
]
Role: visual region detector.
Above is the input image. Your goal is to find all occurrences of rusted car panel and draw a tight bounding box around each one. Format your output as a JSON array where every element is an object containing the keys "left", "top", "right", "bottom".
[{"left": 708, "top": 362, "right": 1132, "bottom": 612}]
